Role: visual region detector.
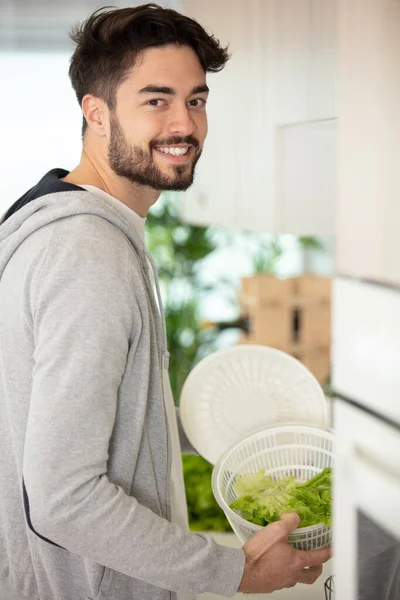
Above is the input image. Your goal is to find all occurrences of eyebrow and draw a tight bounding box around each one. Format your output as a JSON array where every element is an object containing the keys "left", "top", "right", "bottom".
[{"left": 138, "top": 84, "right": 209, "bottom": 96}]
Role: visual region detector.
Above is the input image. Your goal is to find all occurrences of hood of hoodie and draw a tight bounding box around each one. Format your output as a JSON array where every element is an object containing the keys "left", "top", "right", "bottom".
[{"left": 0, "top": 168, "right": 170, "bottom": 368}]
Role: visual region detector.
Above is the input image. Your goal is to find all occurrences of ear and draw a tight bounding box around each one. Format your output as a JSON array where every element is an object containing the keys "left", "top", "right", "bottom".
[{"left": 81, "top": 94, "right": 110, "bottom": 138}]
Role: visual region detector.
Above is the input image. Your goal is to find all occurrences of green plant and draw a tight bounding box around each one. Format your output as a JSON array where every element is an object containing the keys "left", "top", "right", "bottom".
[
  {"left": 146, "top": 193, "right": 232, "bottom": 532},
  {"left": 146, "top": 194, "right": 219, "bottom": 399},
  {"left": 252, "top": 237, "right": 283, "bottom": 274},
  {"left": 298, "top": 236, "right": 325, "bottom": 251},
  {"left": 183, "top": 455, "right": 232, "bottom": 532}
]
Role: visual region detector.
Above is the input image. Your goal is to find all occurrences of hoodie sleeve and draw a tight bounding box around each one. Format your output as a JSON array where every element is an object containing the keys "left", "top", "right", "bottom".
[{"left": 23, "top": 215, "right": 245, "bottom": 598}]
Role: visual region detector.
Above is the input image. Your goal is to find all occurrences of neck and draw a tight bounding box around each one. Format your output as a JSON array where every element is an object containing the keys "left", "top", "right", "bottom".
[{"left": 63, "top": 144, "right": 160, "bottom": 217}]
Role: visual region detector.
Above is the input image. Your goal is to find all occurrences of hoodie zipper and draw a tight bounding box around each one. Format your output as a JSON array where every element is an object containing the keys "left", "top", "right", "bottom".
[{"left": 141, "top": 250, "right": 172, "bottom": 522}]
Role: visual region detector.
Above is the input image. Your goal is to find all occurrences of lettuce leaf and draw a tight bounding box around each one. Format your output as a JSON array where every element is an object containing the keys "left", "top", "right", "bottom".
[{"left": 229, "top": 467, "right": 332, "bottom": 528}]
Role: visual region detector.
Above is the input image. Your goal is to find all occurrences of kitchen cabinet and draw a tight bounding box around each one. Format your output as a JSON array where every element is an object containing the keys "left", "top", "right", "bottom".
[
  {"left": 308, "top": 0, "right": 338, "bottom": 121},
  {"left": 272, "top": 0, "right": 310, "bottom": 124},
  {"left": 232, "top": 0, "right": 277, "bottom": 233},
  {"left": 273, "top": 0, "right": 338, "bottom": 124},
  {"left": 180, "top": 0, "right": 275, "bottom": 232},
  {"left": 179, "top": 0, "right": 240, "bottom": 229},
  {"left": 179, "top": 0, "right": 338, "bottom": 234},
  {"left": 333, "top": 399, "right": 400, "bottom": 600},
  {"left": 336, "top": 0, "right": 400, "bottom": 287},
  {"left": 332, "top": 277, "right": 400, "bottom": 426},
  {"left": 275, "top": 119, "right": 337, "bottom": 234}
]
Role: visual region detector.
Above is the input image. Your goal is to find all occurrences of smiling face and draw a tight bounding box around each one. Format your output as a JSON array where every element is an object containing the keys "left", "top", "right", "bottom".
[{"left": 107, "top": 44, "right": 209, "bottom": 191}]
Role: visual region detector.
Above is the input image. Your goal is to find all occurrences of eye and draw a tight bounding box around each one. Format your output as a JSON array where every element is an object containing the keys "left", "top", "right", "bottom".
[
  {"left": 147, "top": 99, "right": 166, "bottom": 107},
  {"left": 189, "top": 98, "right": 207, "bottom": 108}
]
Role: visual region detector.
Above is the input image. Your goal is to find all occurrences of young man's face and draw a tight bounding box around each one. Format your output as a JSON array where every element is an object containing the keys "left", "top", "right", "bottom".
[{"left": 107, "top": 44, "right": 209, "bottom": 191}]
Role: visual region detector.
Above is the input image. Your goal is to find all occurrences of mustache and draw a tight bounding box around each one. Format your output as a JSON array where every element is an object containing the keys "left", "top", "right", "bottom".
[{"left": 150, "top": 135, "right": 200, "bottom": 150}]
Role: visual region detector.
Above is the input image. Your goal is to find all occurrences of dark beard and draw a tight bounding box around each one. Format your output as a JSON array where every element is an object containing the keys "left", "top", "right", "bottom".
[{"left": 108, "top": 115, "right": 202, "bottom": 191}]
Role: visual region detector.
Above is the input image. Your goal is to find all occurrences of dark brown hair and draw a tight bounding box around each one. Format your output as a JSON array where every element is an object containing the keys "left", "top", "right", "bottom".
[{"left": 68, "top": 3, "right": 230, "bottom": 136}]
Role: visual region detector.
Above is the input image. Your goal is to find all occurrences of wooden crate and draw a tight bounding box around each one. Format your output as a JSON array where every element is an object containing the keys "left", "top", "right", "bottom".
[
  {"left": 240, "top": 274, "right": 297, "bottom": 309},
  {"left": 238, "top": 274, "right": 332, "bottom": 383},
  {"left": 296, "top": 274, "right": 331, "bottom": 303},
  {"left": 250, "top": 306, "right": 293, "bottom": 348},
  {"left": 301, "top": 350, "right": 331, "bottom": 385},
  {"left": 301, "top": 304, "right": 331, "bottom": 348}
]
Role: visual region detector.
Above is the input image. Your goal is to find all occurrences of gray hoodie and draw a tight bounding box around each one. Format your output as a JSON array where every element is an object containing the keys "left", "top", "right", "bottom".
[{"left": 0, "top": 170, "right": 245, "bottom": 600}]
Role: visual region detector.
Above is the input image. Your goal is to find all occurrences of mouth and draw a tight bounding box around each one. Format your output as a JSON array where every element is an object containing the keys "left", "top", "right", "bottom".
[{"left": 153, "top": 144, "right": 194, "bottom": 163}]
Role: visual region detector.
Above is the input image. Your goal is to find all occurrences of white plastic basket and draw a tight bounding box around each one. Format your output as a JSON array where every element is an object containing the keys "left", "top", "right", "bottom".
[
  {"left": 180, "top": 345, "right": 328, "bottom": 465},
  {"left": 212, "top": 425, "right": 334, "bottom": 550}
]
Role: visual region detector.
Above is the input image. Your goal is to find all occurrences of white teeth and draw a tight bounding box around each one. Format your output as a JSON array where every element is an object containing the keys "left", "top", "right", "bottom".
[{"left": 157, "top": 146, "right": 189, "bottom": 156}]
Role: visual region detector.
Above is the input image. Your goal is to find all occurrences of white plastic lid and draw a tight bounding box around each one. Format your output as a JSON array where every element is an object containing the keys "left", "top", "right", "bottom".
[{"left": 179, "top": 345, "right": 328, "bottom": 465}]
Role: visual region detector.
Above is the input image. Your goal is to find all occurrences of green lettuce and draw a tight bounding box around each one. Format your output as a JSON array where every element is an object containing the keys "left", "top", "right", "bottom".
[{"left": 230, "top": 467, "right": 332, "bottom": 528}]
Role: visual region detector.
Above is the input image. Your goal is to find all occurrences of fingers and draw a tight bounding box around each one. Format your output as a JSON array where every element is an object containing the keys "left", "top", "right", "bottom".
[
  {"left": 242, "top": 523, "right": 282, "bottom": 561},
  {"left": 295, "top": 564, "right": 323, "bottom": 585},
  {"left": 296, "top": 546, "right": 332, "bottom": 569}
]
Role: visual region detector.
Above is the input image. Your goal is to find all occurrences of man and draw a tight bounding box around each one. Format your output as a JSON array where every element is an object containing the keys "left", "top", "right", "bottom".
[{"left": 0, "top": 4, "right": 330, "bottom": 600}]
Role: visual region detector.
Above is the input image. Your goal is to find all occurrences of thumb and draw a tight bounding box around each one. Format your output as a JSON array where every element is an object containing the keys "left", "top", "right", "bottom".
[
  {"left": 242, "top": 512, "right": 301, "bottom": 561},
  {"left": 278, "top": 512, "right": 301, "bottom": 535}
]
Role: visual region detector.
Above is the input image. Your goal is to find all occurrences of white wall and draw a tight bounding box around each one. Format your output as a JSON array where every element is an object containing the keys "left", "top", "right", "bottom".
[{"left": 0, "top": 52, "right": 82, "bottom": 214}]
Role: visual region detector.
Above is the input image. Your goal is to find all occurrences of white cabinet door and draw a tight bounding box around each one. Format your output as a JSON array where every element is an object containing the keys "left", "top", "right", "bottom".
[
  {"left": 272, "top": 0, "right": 310, "bottom": 124},
  {"left": 271, "top": 0, "right": 337, "bottom": 235},
  {"left": 276, "top": 119, "right": 337, "bottom": 234},
  {"left": 333, "top": 399, "right": 400, "bottom": 600},
  {"left": 179, "top": 0, "right": 239, "bottom": 228},
  {"left": 273, "top": 0, "right": 338, "bottom": 125},
  {"left": 336, "top": 0, "right": 400, "bottom": 287},
  {"left": 308, "top": 0, "right": 338, "bottom": 121},
  {"left": 180, "top": 0, "right": 275, "bottom": 232},
  {"left": 234, "top": 0, "right": 276, "bottom": 233},
  {"left": 332, "top": 277, "right": 400, "bottom": 424}
]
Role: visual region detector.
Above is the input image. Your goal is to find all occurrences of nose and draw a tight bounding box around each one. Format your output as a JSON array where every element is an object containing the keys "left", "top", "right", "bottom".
[{"left": 167, "top": 102, "right": 196, "bottom": 137}]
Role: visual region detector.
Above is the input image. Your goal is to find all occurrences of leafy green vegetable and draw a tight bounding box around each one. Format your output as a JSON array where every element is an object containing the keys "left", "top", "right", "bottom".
[
  {"left": 183, "top": 455, "right": 232, "bottom": 532},
  {"left": 230, "top": 467, "right": 332, "bottom": 528}
]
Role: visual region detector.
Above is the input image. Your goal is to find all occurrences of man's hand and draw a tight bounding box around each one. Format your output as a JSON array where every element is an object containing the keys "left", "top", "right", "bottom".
[{"left": 238, "top": 513, "right": 331, "bottom": 594}]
